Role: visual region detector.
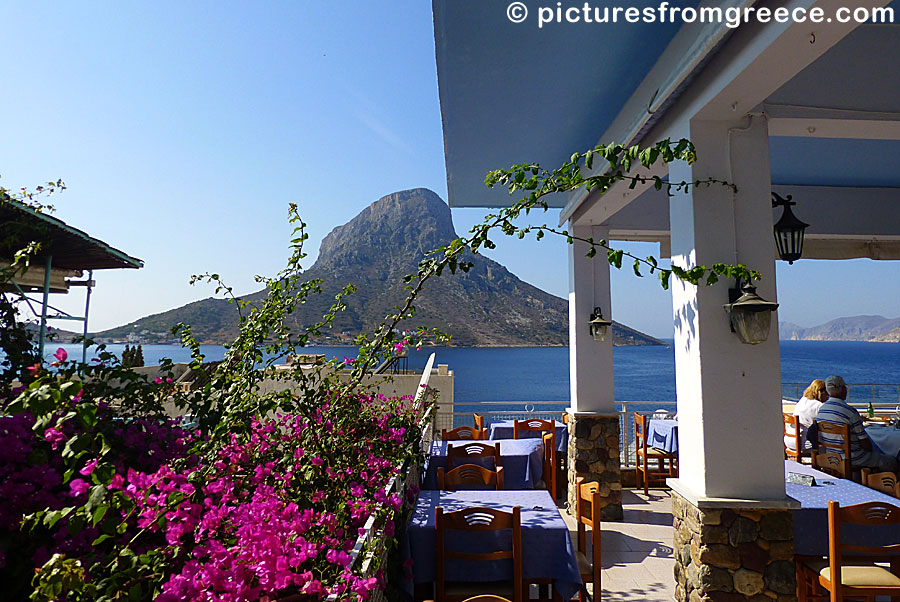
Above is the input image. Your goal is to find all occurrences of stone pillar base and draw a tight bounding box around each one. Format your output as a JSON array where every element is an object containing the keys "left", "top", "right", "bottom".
[
  {"left": 672, "top": 492, "right": 797, "bottom": 602},
  {"left": 567, "top": 413, "right": 622, "bottom": 520}
]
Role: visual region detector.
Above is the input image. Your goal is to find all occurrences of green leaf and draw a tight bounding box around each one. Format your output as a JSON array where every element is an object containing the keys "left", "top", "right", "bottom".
[
  {"left": 92, "top": 504, "right": 108, "bottom": 526},
  {"left": 607, "top": 249, "right": 624, "bottom": 269},
  {"left": 659, "top": 271, "right": 671, "bottom": 290},
  {"left": 92, "top": 533, "right": 113, "bottom": 545}
]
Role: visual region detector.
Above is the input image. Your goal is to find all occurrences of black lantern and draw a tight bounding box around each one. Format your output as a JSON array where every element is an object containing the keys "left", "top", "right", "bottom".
[
  {"left": 588, "top": 307, "right": 612, "bottom": 342},
  {"left": 723, "top": 280, "right": 779, "bottom": 345},
  {"left": 772, "top": 192, "right": 808, "bottom": 264}
]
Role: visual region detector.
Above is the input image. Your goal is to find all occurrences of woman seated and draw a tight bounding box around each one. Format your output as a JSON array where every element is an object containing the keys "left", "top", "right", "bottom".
[{"left": 785, "top": 379, "right": 829, "bottom": 451}]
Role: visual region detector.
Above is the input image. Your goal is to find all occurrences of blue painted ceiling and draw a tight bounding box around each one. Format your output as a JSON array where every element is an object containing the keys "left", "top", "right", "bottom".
[
  {"left": 433, "top": 0, "right": 698, "bottom": 208},
  {"left": 770, "top": 137, "right": 900, "bottom": 188}
]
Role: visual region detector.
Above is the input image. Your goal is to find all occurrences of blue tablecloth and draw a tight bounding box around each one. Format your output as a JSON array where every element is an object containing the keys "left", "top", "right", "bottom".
[
  {"left": 423, "top": 439, "right": 544, "bottom": 490},
  {"left": 647, "top": 419, "right": 679, "bottom": 454},
  {"left": 785, "top": 460, "right": 900, "bottom": 556},
  {"left": 402, "top": 490, "right": 582, "bottom": 601},
  {"left": 865, "top": 425, "right": 900, "bottom": 458},
  {"left": 489, "top": 420, "right": 568, "bottom": 452}
]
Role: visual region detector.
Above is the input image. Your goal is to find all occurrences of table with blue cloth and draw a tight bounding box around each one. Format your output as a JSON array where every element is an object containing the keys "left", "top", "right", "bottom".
[
  {"left": 402, "top": 489, "right": 582, "bottom": 601},
  {"left": 422, "top": 439, "right": 544, "bottom": 490},
  {"left": 647, "top": 419, "right": 679, "bottom": 454},
  {"left": 785, "top": 460, "right": 900, "bottom": 556},
  {"left": 488, "top": 420, "right": 569, "bottom": 452},
  {"left": 865, "top": 425, "right": 900, "bottom": 458}
]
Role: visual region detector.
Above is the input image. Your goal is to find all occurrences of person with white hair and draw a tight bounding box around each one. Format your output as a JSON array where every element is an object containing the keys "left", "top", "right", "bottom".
[{"left": 816, "top": 375, "right": 899, "bottom": 473}]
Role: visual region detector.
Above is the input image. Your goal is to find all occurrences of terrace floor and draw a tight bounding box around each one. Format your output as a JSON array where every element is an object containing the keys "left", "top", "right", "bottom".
[{"left": 561, "top": 488, "right": 675, "bottom": 602}]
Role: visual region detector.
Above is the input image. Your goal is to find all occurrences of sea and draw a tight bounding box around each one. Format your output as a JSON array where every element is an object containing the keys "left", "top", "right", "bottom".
[{"left": 49, "top": 340, "right": 900, "bottom": 413}]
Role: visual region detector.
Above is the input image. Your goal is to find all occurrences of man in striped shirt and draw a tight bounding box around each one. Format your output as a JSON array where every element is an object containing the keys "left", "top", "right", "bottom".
[{"left": 815, "top": 375, "right": 899, "bottom": 473}]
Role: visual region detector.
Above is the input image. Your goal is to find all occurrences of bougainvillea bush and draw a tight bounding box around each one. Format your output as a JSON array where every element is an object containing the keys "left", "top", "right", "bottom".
[
  {"left": 1, "top": 374, "right": 426, "bottom": 601},
  {"left": 1, "top": 206, "right": 435, "bottom": 601}
]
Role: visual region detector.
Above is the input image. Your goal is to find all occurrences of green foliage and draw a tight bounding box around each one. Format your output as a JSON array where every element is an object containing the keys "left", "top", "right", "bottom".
[
  {"left": 121, "top": 344, "right": 146, "bottom": 368},
  {"left": 483, "top": 138, "right": 759, "bottom": 288}
]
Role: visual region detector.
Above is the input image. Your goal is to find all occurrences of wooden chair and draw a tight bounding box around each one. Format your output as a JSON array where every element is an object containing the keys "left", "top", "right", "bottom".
[
  {"left": 817, "top": 421, "right": 854, "bottom": 481},
  {"left": 813, "top": 452, "right": 851, "bottom": 480},
  {"left": 784, "top": 412, "right": 807, "bottom": 462},
  {"left": 473, "top": 414, "right": 486, "bottom": 432},
  {"left": 437, "top": 465, "right": 505, "bottom": 491},
  {"left": 514, "top": 419, "right": 557, "bottom": 500},
  {"left": 634, "top": 413, "right": 678, "bottom": 496},
  {"left": 447, "top": 442, "right": 500, "bottom": 470},
  {"left": 541, "top": 432, "right": 557, "bottom": 499},
  {"left": 558, "top": 414, "right": 569, "bottom": 498},
  {"left": 796, "top": 500, "right": 900, "bottom": 602},
  {"left": 435, "top": 505, "right": 523, "bottom": 602},
  {"left": 861, "top": 469, "right": 900, "bottom": 498},
  {"left": 443, "top": 425, "right": 488, "bottom": 441},
  {"left": 574, "top": 477, "right": 602, "bottom": 602}
]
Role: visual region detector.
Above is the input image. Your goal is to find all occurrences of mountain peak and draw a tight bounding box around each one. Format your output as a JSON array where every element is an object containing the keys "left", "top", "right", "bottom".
[{"left": 315, "top": 188, "right": 455, "bottom": 269}]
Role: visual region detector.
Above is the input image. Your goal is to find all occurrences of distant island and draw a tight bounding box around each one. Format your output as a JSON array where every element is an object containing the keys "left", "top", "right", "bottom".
[
  {"left": 780, "top": 316, "right": 900, "bottom": 343},
  {"left": 88, "top": 189, "right": 664, "bottom": 348}
]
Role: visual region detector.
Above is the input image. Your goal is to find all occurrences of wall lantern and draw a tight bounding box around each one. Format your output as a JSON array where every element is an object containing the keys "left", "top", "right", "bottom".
[
  {"left": 588, "top": 306, "right": 612, "bottom": 342},
  {"left": 772, "top": 192, "right": 809, "bottom": 264},
  {"left": 723, "top": 280, "right": 779, "bottom": 345}
]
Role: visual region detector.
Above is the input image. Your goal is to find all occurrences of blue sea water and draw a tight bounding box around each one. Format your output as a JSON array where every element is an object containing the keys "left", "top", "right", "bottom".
[{"left": 49, "top": 340, "right": 900, "bottom": 408}]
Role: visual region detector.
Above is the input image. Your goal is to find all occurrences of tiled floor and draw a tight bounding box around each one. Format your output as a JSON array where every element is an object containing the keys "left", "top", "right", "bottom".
[{"left": 561, "top": 488, "right": 676, "bottom": 602}]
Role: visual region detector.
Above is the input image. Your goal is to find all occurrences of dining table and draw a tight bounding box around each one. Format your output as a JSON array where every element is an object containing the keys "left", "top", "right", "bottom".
[
  {"left": 646, "top": 418, "right": 679, "bottom": 454},
  {"left": 785, "top": 460, "right": 900, "bottom": 556},
  {"left": 865, "top": 424, "right": 900, "bottom": 458},
  {"left": 401, "top": 489, "right": 582, "bottom": 601},
  {"left": 488, "top": 420, "right": 569, "bottom": 452},
  {"left": 422, "top": 439, "right": 544, "bottom": 490}
]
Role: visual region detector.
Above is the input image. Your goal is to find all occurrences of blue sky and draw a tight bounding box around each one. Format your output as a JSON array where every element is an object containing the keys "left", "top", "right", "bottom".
[{"left": 1, "top": 2, "right": 897, "bottom": 339}]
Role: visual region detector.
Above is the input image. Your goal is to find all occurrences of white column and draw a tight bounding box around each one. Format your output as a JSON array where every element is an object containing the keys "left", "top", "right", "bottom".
[
  {"left": 668, "top": 117, "right": 785, "bottom": 500},
  {"left": 568, "top": 224, "right": 615, "bottom": 413}
]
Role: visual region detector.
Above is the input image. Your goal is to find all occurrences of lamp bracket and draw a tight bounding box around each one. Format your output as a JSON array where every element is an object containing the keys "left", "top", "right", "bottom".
[{"left": 772, "top": 192, "right": 794, "bottom": 208}]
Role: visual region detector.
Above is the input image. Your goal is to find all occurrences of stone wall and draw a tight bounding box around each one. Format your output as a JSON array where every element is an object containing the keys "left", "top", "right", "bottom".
[
  {"left": 567, "top": 413, "right": 623, "bottom": 520},
  {"left": 672, "top": 492, "right": 797, "bottom": 602}
]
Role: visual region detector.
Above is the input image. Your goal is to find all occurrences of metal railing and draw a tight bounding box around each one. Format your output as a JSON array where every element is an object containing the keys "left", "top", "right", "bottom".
[
  {"left": 782, "top": 382, "right": 900, "bottom": 407},
  {"left": 434, "top": 400, "right": 570, "bottom": 436}
]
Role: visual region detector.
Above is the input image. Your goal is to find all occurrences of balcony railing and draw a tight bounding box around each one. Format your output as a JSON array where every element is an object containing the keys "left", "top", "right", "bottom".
[{"left": 437, "top": 383, "right": 900, "bottom": 470}]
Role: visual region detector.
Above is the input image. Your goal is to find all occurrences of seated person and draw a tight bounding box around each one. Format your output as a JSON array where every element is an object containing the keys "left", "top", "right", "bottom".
[
  {"left": 816, "top": 375, "right": 899, "bottom": 473},
  {"left": 785, "top": 379, "right": 828, "bottom": 451}
]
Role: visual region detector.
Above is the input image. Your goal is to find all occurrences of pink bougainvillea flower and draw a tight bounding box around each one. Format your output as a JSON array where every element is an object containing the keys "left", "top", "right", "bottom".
[
  {"left": 44, "top": 427, "right": 66, "bottom": 450},
  {"left": 25, "top": 363, "right": 41, "bottom": 376},
  {"left": 53, "top": 348, "right": 67, "bottom": 363},
  {"left": 154, "top": 377, "right": 163, "bottom": 385},
  {"left": 71, "top": 389, "right": 83, "bottom": 403},
  {"left": 79, "top": 459, "right": 98, "bottom": 477},
  {"left": 78, "top": 458, "right": 97, "bottom": 477},
  {"left": 69, "top": 478, "right": 90, "bottom": 497}
]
